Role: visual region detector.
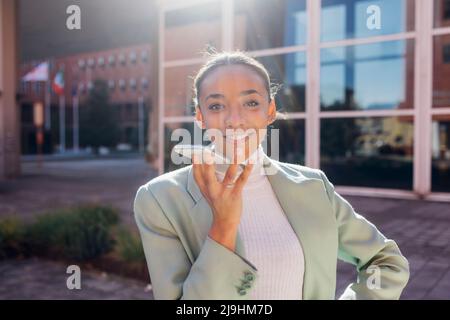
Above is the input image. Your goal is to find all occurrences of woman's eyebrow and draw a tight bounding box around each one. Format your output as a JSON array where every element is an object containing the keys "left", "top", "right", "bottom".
[
  {"left": 239, "top": 89, "right": 262, "bottom": 97},
  {"left": 205, "top": 93, "right": 225, "bottom": 102},
  {"left": 205, "top": 89, "right": 262, "bottom": 102}
]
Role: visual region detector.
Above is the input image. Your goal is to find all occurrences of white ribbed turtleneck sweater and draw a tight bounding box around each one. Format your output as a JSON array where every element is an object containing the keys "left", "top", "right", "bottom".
[{"left": 214, "top": 145, "right": 305, "bottom": 300}]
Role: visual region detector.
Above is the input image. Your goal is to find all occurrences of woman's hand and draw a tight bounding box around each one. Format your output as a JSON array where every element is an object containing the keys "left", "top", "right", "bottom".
[{"left": 192, "top": 153, "right": 254, "bottom": 251}]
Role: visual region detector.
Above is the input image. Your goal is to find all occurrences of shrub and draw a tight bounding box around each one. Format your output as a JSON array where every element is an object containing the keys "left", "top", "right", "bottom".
[
  {"left": 114, "top": 226, "right": 146, "bottom": 263},
  {"left": 25, "top": 205, "right": 119, "bottom": 261},
  {"left": 0, "top": 217, "right": 26, "bottom": 259}
]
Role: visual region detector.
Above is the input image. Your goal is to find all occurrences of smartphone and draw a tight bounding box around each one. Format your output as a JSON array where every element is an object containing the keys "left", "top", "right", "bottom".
[{"left": 173, "top": 144, "right": 231, "bottom": 165}]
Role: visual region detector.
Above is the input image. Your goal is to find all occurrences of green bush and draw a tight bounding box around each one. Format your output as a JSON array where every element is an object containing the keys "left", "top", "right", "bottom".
[
  {"left": 25, "top": 205, "right": 119, "bottom": 261},
  {"left": 0, "top": 217, "right": 26, "bottom": 259},
  {"left": 114, "top": 226, "right": 146, "bottom": 263}
]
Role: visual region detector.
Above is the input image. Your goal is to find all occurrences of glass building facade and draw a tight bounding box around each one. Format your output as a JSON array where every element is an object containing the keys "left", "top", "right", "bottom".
[{"left": 158, "top": 0, "right": 450, "bottom": 200}]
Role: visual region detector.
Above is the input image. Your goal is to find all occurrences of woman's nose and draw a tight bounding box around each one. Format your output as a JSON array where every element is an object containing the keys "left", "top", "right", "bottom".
[{"left": 225, "top": 109, "right": 245, "bottom": 129}]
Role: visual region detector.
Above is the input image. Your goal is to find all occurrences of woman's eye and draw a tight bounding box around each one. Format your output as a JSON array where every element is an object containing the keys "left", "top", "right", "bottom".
[
  {"left": 245, "top": 100, "right": 260, "bottom": 108},
  {"left": 208, "top": 104, "right": 223, "bottom": 111}
]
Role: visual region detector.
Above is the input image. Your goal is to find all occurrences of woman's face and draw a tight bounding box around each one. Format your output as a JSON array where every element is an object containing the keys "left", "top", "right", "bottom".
[{"left": 195, "top": 64, "right": 276, "bottom": 163}]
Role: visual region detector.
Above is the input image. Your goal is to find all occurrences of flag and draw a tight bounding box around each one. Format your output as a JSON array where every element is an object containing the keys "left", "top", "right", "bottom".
[
  {"left": 52, "top": 70, "right": 65, "bottom": 96},
  {"left": 22, "top": 61, "right": 49, "bottom": 82}
]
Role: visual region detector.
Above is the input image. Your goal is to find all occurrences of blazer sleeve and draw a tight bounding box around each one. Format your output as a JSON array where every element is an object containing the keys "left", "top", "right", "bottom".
[
  {"left": 318, "top": 170, "right": 410, "bottom": 300},
  {"left": 133, "top": 184, "right": 258, "bottom": 300}
]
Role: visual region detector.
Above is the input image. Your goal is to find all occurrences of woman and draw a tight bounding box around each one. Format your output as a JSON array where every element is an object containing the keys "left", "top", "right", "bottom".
[{"left": 133, "top": 51, "right": 410, "bottom": 300}]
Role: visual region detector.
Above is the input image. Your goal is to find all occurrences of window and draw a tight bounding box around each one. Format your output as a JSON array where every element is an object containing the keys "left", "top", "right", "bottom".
[
  {"left": 320, "top": 117, "right": 414, "bottom": 190},
  {"left": 164, "top": 64, "right": 202, "bottom": 117},
  {"left": 129, "top": 78, "right": 137, "bottom": 90},
  {"left": 321, "top": 0, "right": 414, "bottom": 42},
  {"left": 87, "top": 58, "right": 95, "bottom": 68},
  {"left": 163, "top": 122, "right": 209, "bottom": 172},
  {"left": 164, "top": 1, "right": 222, "bottom": 61},
  {"left": 445, "top": 0, "right": 450, "bottom": 19},
  {"left": 234, "top": 0, "right": 307, "bottom": 51},
  {"left": 129, "top": 52, "right": 137, "bottom": 64},
  {"left": 272, "top": 119, "right": 305, "bottom": 165},
  {"left": 444, "top": 44, "right": 450, "bottom": 64},
  {"left": 98, "top": 57, "right": 105, "bottom": 67},
  {"left": 320, "top": 40, "right": 414, "bottom": 111},
  {"left": 119, "top": 79, "right": 126, "bottom": 91},
  {"left": 432, "top": 118, "right": 450, "bottom": 192},
  {"left": 141, "top": 50, "right": 148, "bottom": 63},
  {"left": 78, "top": 59, "right": 86, "bottom": 69},
  {"left": 78, "top": 83, "right": 85, "bottom": 94},
  {"left": 87, "top": 81, "right": 93, "bottom": 91},
  {"left": 119, "top": 53, "right": 126, "bottom": 66},
  {"left": 141, "top": 77, "right": 149, "bottom": 90},
  {"left": 108, "top": 80, "right": 115, "bottom": 91},
  {"left": 433, "top": 35, "right": 450, "bottom": 108},
  {"left": 434, "top": 0, "right": 450, "bottom": 27},
  {"left": 256, "top": 52, "right": 307, "bottom": 112},
  {"left": 108, "top": 55, "right": 116, "bottom": 66}
]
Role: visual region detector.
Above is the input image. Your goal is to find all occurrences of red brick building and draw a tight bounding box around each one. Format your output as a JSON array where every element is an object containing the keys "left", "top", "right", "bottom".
[{"left": 19, "top": 43, "right": 155, "bottom": 154}]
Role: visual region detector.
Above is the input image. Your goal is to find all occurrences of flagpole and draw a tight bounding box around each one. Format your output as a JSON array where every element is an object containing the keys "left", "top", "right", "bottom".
[
  {"left": 59, "top": 94, "right": 66, "bottom": 153},
  {"left": 45, "top": 83, "right": 51, "bottom": 131},
  {"left": 44, "top": 59, "right": 51, "bottom": 131},
  {"left": 73, "top": 93, "right": 79, "bottom": 153},
  {"left": 138, "top": 96, "right": 144, "bottom": 153}
]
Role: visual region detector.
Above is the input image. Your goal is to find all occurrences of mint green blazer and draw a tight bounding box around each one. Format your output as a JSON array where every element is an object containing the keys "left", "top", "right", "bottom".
[{"left": 133, "top": 153, "right": 410, "bottom": 300}]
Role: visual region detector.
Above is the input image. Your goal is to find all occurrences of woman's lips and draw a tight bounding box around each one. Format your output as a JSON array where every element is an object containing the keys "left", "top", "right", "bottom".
[{"left": 224, "top": 132, "right": 255, "bottom": 143}]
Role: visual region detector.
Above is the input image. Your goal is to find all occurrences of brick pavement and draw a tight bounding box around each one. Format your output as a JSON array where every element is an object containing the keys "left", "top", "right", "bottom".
[{"left": 0, "top": 257, "right": 153, "bottom": 299}]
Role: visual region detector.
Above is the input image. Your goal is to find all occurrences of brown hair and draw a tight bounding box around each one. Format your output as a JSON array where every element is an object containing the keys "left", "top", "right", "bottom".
[{"left": 192, "top": 49, "right": 286, "bottom": 120}]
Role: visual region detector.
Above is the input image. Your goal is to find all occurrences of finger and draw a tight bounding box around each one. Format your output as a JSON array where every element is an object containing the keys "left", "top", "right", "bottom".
[
  {"left": 192, "top": 152, "right": 202, "bottom": 165},
  {"left": 202, "top": 151, "right": 218, "bottom": 187},
  {"left": 222, "top": 163, "right": 239, "bottom": 186},
  {"left": 232, "top": 163, "right": 254, "bottom": 193}
]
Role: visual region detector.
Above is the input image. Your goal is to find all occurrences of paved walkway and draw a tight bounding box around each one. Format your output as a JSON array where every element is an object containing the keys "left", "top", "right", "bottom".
[
  {"left": 0, "top": 257, "right": 153, "bottom": 300},
  {"left": 0, "top": 157, "right": 156, "bottom": 227},
  {"left": 1, "top": 158, "right": 450, "bottom": 299}
]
